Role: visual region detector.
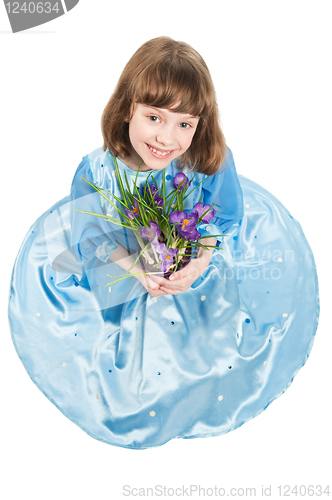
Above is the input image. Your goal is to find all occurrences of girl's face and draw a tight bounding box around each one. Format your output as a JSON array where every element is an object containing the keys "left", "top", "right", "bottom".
[{"left": 125, "top": 103, "right": 200, "bottom": 171}]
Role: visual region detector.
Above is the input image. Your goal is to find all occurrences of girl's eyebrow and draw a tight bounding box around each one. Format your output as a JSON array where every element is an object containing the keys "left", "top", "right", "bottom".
[{"left": 144, "top": 105, "right": 199, "bottom": 119}]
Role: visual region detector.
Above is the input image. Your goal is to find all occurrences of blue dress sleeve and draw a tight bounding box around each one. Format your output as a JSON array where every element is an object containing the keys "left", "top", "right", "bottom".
[
  {"left": 70, "top": 155, "right": 120, "bottom": 263},
  {"left": 196, "top": 147, "right": 243, "bottom": 244}
]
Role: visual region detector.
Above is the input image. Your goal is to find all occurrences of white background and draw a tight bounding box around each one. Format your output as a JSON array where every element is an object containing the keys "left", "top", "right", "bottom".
[{"left": 1, "top": 1, "right": 331, "bottom": 498}]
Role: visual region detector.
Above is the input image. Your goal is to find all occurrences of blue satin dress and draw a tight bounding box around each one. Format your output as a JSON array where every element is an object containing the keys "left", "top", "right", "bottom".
[{"left": 8, "top": 146, "right": 319, "bottom": 449}]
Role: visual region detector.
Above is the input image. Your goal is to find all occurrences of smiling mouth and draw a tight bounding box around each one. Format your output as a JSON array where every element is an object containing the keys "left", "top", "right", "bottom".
[{"left": 146, "top": 144, "right": 174, "bottom": 157}]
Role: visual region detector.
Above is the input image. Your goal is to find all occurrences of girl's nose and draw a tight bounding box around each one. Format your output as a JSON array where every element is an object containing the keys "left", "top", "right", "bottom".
[{"left": 156, "top": 125, "right": 174, "bottom": 146}]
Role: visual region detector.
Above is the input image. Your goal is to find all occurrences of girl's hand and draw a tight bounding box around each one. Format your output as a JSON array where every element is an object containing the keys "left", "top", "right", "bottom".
[
  {"left": 136, "top": 273, "right": 169, "bottom": 297},
  {"left": 149, "top": 258, "right": 208, "bottom": 295}
]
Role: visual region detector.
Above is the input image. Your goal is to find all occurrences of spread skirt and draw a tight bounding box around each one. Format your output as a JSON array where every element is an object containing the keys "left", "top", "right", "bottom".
[{"left": 8, "top": 175, "right": 319, "bottom": 449}]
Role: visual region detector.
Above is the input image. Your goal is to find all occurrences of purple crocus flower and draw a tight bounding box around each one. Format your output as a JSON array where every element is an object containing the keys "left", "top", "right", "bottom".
[
  {"left": 173, "top": 173, "right": 191, "bottom": 193},
  {"left": 144, "top": 183, "right": 164, "bottom": 209},
  {"left": 169, "top": 210, "right": 200, "bottom": 240},
  {"left": 140, "top": 221, "right": 161, "bottom": 245},
  {"left": 144, "top": 183, "right": 158, "bottom": 197},
  {"left": 125, "top": 197, "right": 140, "bottom": 220},
  {"left": 155, "top": 243, "right": 179, "bottom": 272},
  {"left": 193, "top": 202, "right": 216, "bottom": 223},
  {"left": 153, "top": 195, "right": 164, "bottom": 208}
]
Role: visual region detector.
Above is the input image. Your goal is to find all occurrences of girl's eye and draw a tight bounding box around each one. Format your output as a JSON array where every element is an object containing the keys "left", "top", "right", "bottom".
[
  {"left": 149, "top": 116, "right": 160, "bottom": 122},
  {"left": 179, "top": 122, "right": 191, "bottom": 129}
]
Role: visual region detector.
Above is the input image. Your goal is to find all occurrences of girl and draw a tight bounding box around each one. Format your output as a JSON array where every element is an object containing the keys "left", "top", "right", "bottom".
[
  {"left": 98, "top": 36, "right": 241, "bottom": 298},
  {"left": 9, "top": 37, "right": 319, "bottom": 450}
]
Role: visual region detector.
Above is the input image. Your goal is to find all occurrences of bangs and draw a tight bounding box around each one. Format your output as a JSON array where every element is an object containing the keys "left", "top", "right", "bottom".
[{"left": 132, "top": 58, "right": 213, "bottom": 118}]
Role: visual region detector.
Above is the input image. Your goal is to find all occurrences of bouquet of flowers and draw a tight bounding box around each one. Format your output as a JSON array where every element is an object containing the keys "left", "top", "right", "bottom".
[{"left": 76, "top": 157, "right": 224, "bottom": 286}]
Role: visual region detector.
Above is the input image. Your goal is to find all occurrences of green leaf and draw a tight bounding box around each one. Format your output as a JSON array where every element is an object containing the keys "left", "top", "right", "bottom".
[
  {"left": 123, "top": 170, "right": 135, "bottom": 205},
  {"left": 198, "top": 233, "right": 226, "bottom": 239},
  {"left": 127, "top": 242, "right": 151, "bottom": 272},
  {"left": 105, "top": 269, "right": 169, "bottom": 287},
  {"left": 113, "top": 156, "right": 130, "bottom": 207},
  {"left": 183, "top": 176, "right": 209, "bottom": 202},
  {"left": 80, "top": 177, "right": 132, "bottom": 225},
  {"left": 96, "top": 186, "right": 129, "bottom": 210},
  {"left": 162, "top": 169, "right": 166, "bottom": 217},
  {"left": 131, "top": 160, "right": 145, "bottom": 205},
  {"left": 165, "top": 190, "right": 178, "bottom": 216},
  {"left": 74, "top": 209, "right": 134, "bottom": 229}
]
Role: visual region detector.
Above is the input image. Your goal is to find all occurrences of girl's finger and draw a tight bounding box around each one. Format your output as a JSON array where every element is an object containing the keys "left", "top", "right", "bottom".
[
  {"left": 160, "top": 286, "right": 178, "bottom": 295},
  {"left": 149, "top": 275, "right": 169, "bottom": 286}
]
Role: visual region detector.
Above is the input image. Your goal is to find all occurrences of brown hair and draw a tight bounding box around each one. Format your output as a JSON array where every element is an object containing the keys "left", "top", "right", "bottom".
[{"left": 101, "top": 37, "right": 227, "bottom": 175}]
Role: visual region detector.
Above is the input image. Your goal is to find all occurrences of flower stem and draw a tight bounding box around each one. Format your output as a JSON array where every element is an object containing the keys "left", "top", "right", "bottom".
[{"left": 135, "top": 231, "right": 154, "bottom": 265}]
